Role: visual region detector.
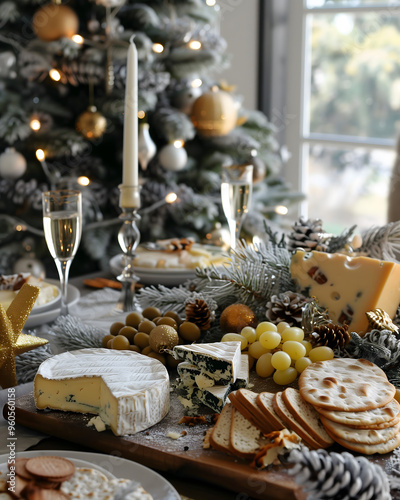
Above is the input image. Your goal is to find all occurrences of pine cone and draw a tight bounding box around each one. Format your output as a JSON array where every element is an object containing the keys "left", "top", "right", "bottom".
[
  {"left": 287, "top": 217, "right": 328, "bottom": 252},
  {"left": 285, "top": 448, "right": 391, "bottom": 500},
  {"left": 185, "top": 298, "right": 214, "bottom": 331},
  {"left": 311, "top": 323, "right": 351, "bottom": 350},
  {"left": 265, "top": 292, "right": 309, "bottom": 327}
]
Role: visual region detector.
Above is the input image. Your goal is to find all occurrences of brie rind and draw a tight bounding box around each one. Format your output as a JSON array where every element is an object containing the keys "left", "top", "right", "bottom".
[{"left": 34, "top": 348, "right": 170, "bottom": 436}]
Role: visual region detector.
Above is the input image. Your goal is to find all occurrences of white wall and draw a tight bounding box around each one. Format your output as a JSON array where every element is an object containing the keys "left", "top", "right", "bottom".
[{"left": 219, "top": 0, "right": 259, "bottom": 110}]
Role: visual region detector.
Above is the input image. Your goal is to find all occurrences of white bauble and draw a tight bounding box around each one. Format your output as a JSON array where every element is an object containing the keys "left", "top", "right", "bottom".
[
  {"left": 0, "top": 51, "right": 16, "bottom": 78},
  {"left": 14, "top": 257, "right": 46, "bottom": 279},
  {"left": 159, "top": 144, "right": 188, "bottom": 171},
  {"left": 0, "top": 148, "right": 27, "bottom": 180},
  {"left": 138, "top": 123, "right": 157, "bottom": 171}
]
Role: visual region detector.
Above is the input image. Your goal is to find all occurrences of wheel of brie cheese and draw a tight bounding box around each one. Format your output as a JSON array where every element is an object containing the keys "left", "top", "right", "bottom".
[{"left": 34, "top": 348, "right": 170, "bottom": 436}]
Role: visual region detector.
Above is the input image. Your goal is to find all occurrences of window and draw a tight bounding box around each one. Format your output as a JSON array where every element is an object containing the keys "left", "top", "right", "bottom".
[{"left": 284, "top": 0, "right": 400, "bottom": 233}]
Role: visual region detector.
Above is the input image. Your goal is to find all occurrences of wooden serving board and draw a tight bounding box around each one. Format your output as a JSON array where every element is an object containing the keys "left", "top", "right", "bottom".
[{"left": 6, "top": 383, "right": 306, "bottom": 500}]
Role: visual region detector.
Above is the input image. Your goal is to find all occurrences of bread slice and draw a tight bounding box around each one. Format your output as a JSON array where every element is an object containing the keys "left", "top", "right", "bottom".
[
  {"left": 272, "top": 392, "right": 322, "bottom": 449},
  {"left": 229, "top": 390, "right": 276, "bottom": 435},
  {"left": 255, "top": 392, "right": 286, "bottom": 431},
  {"left": 282, "top": 387, "right": 334, "bottom": 448},
  {"left": 209, "top": 402, "right": 233, "bottom": 454},
  {"left": 229, "top": 406, "right": 268, "bottom": 459}
]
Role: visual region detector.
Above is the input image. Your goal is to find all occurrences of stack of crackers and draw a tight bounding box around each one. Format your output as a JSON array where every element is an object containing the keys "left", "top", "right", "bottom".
[{"left": 299, "top": 358, "right": 400, "bottom": 455}]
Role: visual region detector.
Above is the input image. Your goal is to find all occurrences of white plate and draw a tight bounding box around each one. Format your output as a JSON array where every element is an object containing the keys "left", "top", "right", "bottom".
[
  {"left": 0, "top": 450, "right": 180, "bottom": 500},
  {"left": 32, "top": 282, "right": 61, "bottom": 313},
  {"left": 110, "top": 254, "right": 197, "bottom": 286},
  {"left": 25, "top": 281, "right": 80, "bottom": 329}
]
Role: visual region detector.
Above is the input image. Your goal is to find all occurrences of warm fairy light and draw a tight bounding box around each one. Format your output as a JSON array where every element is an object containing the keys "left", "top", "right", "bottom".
[
  {"left": 206, "top": 0, "right": 216, "bottom": 5},
  {"left": 72, "top": 34, "right": 84, "bottom": 44},
  {"left": 36, "top": 149, "right": 45, "bottom": 161},
  {"left": 188, "top": 40, "right": 202, "bottom": 50},
  {"left": 165, "top": 192, "right": 177, "bottom": 204},
  {"left": 49, "top": 69, "right": 61, "bottom": 81},
  {"left": 191, "top": 78, "right": 202, "bottom": 88},
  {"left": 173, "top": 140, "right": 184, "bottom": 148},
  {"left": 77, "top": 176, "right": 90, "bottom": 186},
  {"left": 152, "top": 43, "right": 164, "bottom": 53},
  {"left": 138, "top": 110, "right": 145, "bottom": 119},
  {"left": 15, "top": 224, "right": 23, "bottom": 232},
  {"left": 275, "top": 205, "right": 288, "bottom": 215},
  {"left": 30, "top": 118, "right": 41, "bottom": 131}
]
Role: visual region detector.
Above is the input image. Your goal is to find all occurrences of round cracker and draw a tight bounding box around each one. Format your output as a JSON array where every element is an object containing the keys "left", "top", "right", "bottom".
[
  {"left": 323, "top": 428, "right": 400, "bottom": 455},
  {"left": 315, "top": 398, "right": 400, "bottom": 427},
  {"left": 320, "top": 416, "right": 400, "bottom": 444},
  {"left": 298, "top": 358, "right": 395, "bottom": 411},
  {"left": 25, "top": 456, "right": 75, "bottom": 482}
]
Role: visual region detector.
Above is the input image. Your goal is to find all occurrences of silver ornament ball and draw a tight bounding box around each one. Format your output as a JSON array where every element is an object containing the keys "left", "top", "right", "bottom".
[
  {"left": 0, "top": 148, "right": 27, "bottom": 180},
  {"left": 159, "top": 144, "right": 188, "bottom": 171}
]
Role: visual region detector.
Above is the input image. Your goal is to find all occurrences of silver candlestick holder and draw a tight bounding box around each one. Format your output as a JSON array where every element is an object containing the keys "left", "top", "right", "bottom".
[{"left": 116, "top": 185, "right": 141, "bottom": 312}]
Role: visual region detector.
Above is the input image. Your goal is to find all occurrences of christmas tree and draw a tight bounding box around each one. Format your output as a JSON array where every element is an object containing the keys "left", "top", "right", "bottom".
[{"left": 0, "top": 0, "right": 295, "bottom": 278}]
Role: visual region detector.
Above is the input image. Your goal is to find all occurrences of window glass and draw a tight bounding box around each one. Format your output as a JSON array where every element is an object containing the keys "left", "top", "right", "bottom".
[
  {"left": 309, "top": 12, "right": 400, "bottom": 139},
  {"left": 306, "top": 144, "right": 394, "bottom": 232}
]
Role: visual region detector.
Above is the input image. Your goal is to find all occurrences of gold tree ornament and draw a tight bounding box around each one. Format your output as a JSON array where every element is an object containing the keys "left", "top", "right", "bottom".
[
  {"left": 190, "top": 88, "right": 238, "bottom": 137},
  {"left": 32, "top": 2, "right": 79, "bottom": 42},
  {"left": 366, "top": 308, "right": 399, "bottom": 333},
  {"left": 0, "top": 284, "right": 48, "bottom": 388},
  {"left": 76, "top": 106, "right": 107, "bottom": 140}
]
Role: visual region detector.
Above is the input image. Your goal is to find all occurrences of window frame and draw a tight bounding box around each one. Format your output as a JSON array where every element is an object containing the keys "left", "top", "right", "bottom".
[{"left": 261, "top": 0, "right": 400, "bottom": 219}]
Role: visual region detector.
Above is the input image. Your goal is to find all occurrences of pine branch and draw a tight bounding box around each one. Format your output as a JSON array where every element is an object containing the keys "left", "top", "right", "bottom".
[
  {"left": 358, "top": 222, "right": 400, "bottom": 262},
  {"left": 137, "top": 284, "right": 194, "bottom": 314}
]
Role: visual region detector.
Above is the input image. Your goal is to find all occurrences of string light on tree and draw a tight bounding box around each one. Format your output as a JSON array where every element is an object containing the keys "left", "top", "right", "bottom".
[
  {"left": 30, "top": 116, "right": 41, "bottom": 132},
  {"left": 49, "top": 69, "right": 61, "bottom": 82},
  {"left": 0, "top": 148, "right": 27, "bottom": 180},
  {"left": 188, "top": 40, "right": 202, "bottom": 50},
  {"left": 159, "top": 140, "right": 187, "bottom": 171},
  {"left": 152, "top": 43, "right": 164, "bottom": 54}
]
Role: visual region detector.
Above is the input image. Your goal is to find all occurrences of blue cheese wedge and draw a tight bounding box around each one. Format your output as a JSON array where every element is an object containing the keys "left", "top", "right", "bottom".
[
  {"left": 177, "top": 362, "right": 215, "bottom": 389},
  {"left": 34, "top": 348, "right": 170, "bottom": 436},
  {"left": 173, "top": 341, "right": 242, "bottom": 383},
  {"left": 176, "top": 355, "right": 249, "bottom": 413}
]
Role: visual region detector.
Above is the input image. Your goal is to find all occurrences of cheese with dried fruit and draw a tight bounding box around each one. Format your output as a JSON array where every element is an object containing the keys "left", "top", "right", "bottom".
[
  {"left": 290, "top": 250, "right": 400, "bottom": 334},
  {"left": 34, "top": 348, "right": 169, "bottom": 436}
]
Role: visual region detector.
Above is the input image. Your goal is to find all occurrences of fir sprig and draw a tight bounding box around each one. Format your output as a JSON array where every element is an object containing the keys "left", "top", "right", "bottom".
[{"left": 358, "top": 221, "right": 400, "bottom": 262}]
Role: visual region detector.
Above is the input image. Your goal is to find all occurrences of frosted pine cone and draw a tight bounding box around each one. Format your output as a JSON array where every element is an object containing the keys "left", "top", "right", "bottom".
[
  {"left": 265, "top": 292, "right": 310, "bottom": 327},
  {"left": 311, "top": 323, "right": 351, "bottom": 350},
  {"left": 287, "top": 217, "right": 328, "bottom": 252},
  {"left": 285, "top": 448, "right": 391, "bottom": 500}
]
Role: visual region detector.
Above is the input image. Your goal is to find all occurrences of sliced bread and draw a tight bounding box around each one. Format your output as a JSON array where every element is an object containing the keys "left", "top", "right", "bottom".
[
  {"left": 209, "top": 402, "right": 233, "bottom": 454},
  {"left": 229, "top": 390, "right": 276, "bottom": 435},
  {"left": 229, "top": 406, "right": 268, "bottom": 459},
  {"left": 282, "top": 387, "right": 334, "bottom": 448},
  {"left": 272, "top": 392, "right": 322, "bottom": 450},
  {"left": 255, "top": 392, "right": 286, "bottom": 431}
]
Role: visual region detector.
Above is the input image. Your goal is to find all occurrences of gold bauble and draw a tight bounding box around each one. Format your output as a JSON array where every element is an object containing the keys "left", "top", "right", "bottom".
[
  {"left": 149, "top": 325, "right": 179, "bottom": 353},
  {"left": 220, "top": 303, "right": 258, "bottom": 334},
  {"left": 190, "top": 89, "right": 238, "bottom": 137},
  {"left": 33, "top": 3, "right": 79, "bottom": 42},
  {"left": 76, "top": 106, "right": 107, "bottom": 140}
]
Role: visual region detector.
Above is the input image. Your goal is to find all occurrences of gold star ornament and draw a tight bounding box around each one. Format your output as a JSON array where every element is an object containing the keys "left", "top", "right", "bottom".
[{"left": 0, "top": 283, "right": 48, "bottom": 388}]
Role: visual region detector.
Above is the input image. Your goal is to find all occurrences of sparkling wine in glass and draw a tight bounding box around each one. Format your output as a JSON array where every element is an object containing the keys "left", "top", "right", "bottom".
[
  {"left": 221, "top": 164, "right": 253, "bottom": 251},
  {"left": 42, "top": 190, "right": 82, "bottom": 315}
]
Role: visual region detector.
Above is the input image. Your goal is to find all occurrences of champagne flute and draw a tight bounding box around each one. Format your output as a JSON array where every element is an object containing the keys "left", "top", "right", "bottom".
[
  {"left": 42, "top": 190, "right": 82, "bottom": 316},
  {"left": 221, "top": 164, "right": 253, "bottom": 251}
]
